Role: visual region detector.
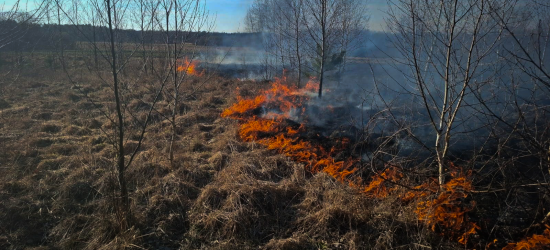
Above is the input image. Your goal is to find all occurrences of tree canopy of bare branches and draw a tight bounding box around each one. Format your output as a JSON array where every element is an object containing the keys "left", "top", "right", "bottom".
[{"left": 245, "top": 0, "right": 367, "bottom": 96}]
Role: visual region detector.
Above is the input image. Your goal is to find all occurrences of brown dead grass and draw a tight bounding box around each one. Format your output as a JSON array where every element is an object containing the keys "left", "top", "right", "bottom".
[{"left": 0, "top": 55, "right": 457, "bottom": 250}]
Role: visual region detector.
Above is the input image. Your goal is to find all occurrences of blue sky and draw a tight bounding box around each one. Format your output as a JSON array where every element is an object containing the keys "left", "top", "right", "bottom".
[
  {"left": 205, "top": 0, "right": 253, "bottom": 32},
  {"left": 207, "top": 0, "right": 389, "bottom": 32},
  {"left": 1, "top": 0, "right": 389, "bottom": 32}
]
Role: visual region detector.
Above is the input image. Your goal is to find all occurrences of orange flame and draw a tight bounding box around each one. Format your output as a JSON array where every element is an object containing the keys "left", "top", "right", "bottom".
[
  {"left": 221, "top": 78, "right": 481, "bottom": 247},
  {"left": 176, "top": 57, "right": 203, "bottom": 76},
  {"left": 222, "top": 76, "right": 358, "bottom": 183},
  {"left": 363, "top": 166, "right": 403, "bottom": 198},
  {"left": 403, "top": 163, "right": 478, "bottom": 245},
  {"left": 304, "top": 77, "right": 319, "bottom": 93},
  {"left": 503, "top": 226, "right": 550, "bottom": 250},
  {"left": 222, "top": 76, "right": 407, "bottom": 191}
]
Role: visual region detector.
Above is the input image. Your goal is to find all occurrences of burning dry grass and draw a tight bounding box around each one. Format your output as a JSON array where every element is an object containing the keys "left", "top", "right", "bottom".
[
  {"left": 221, "top": 76, "right": 359, "bottom": 186},
  {"left": 1, "top": 55, "right": 548, "bottom": 249},
  {"left": 176, "top": 57, "right": 204, "bottom": 76},
  {"left": 219, "top": 76, "right": 503, "bottom": 248},
  {"left": 503, "top": 227, "right": 550, "bottom": 249},
  {"left": 400, "top": 164, "right": 479, "bottom": 245}
]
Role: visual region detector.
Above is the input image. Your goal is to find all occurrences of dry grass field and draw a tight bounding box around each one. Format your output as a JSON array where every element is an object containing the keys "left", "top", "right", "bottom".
[
  {"left": 0, "top": 53, "right": 430, "bottom": 250},
  {"left": 1, "top": 53, "right": 548, "bottom": 250}
]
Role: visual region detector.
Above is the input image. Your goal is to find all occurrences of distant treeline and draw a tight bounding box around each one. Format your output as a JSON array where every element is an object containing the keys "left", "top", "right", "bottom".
[{"left": 0, "top": 20, "right": 264, "bottom": 52}]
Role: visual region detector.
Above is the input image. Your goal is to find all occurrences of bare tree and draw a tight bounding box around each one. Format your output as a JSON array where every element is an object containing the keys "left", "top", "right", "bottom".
[
  {"left": 489, "top": 0, "right": 550, "bottom": 175},
  {"left": 245, "top": 0, "right": 367, "bottom": 95},
  {"left": 387, "top": 0, "right": 504, "bottom": 186},
  {"left": 335, "top": 0, "right": 366, "bottom": 84},
  {"left": 154, "top": 0, "right": 211, "bottom": 167},
  {"left": 54, "top": 0, "right": 166, "bottom": 228},
  {"left": 245, "top": 0, "right": 287, "bottom": 80},
  {"left": 303, "top": 0, "right": 330, "bottom": 97},
  {"left": 278, "top": 0, "right": 304, "bottom": 86}
]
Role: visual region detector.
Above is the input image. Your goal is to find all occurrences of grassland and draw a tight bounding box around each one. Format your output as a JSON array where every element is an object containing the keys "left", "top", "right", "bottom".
[{"left": 1, "top": 52, "right": 543, "bottom": 250}]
